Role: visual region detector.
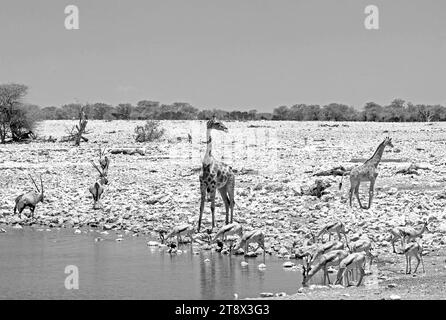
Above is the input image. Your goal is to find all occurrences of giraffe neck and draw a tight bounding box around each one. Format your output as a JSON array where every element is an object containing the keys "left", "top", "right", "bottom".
[
  {"left": 366, "top": 141, "right": 385, "bottom": 167},
  {"left": 203, "top": 128, "right": 213, "bottom": 165}
]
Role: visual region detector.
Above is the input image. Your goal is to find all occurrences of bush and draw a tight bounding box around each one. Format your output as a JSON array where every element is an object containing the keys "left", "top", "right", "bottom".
[
  {"left": 9, "top": 107, "right": 38, "bottom": 141},
  {"left": 135, "top": 120, "right": 165, "bottom": 142}
]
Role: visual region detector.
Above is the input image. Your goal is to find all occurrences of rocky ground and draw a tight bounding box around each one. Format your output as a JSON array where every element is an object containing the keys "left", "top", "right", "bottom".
[{"left": 1, "top": 120, "right": 446, "bottom": 298}]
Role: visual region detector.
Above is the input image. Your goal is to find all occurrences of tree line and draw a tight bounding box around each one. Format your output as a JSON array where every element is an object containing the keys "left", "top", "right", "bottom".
[
  {"left": 2, "top": 82, "right": 446, "bottom": 143},
  {"left": 21, "top": 98, "right": 446, "bottom": 122}
]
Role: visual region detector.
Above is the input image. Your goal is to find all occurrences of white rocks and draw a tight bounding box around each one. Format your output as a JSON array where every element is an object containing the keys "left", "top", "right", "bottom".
[
  {"left": 147, "top": 241, "right": 160, "bottom": 247},
  {"left": 204, "top": 258, "right": 211, "bottom": 263},
  {"left": 389, "top": 294, "right": 401, "bottom": 300},
  {"left": 275, "top": 292, "right": 287, "bottom": 297},
  {"left": 258, "top": 263, "right": 266, "bottom": 270},
  {"left": 282, "top": 261, "right": 295, "bottom": 268},
  {"left": 259, "top": 292, "right": 274, "bottom": 298},
  {"left": 241, "top": 261, "right": 249, "bottom": 267},
  {"left": 387, "top": 283, "right": 398, "bottom": 288},
  {"left": 74, "top": 229, "right": 82, "bottom": 234},
  {"left": 278, "top": 247, "right": 289, "bottom": 256},
  {"left": 387, "top": 188, "right": 398, "bottom": 195},
  {"left": 12, "top": 224, "right": 22, "bottom": 229}
]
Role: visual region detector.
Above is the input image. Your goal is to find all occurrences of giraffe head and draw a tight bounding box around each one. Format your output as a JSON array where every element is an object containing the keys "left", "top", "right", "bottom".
[
  {"left": 207, "top": 116, "right": 228, "bottom": 133},
  {"left": 383, "top": 136, "right": 394, "bottom": 148}
]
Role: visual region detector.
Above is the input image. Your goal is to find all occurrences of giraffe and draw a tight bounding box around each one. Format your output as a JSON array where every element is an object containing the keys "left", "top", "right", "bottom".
[
  {"left": 197, "top": 116, "right": 235, "bottom": 232},
  {"left": 339, "top": 137, "right": 394, "bottom": 209}
]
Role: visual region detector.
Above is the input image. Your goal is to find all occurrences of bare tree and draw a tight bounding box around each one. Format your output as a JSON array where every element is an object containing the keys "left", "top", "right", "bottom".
[{"left": 61, "top": 104, "right": 91, "bottom": 145}]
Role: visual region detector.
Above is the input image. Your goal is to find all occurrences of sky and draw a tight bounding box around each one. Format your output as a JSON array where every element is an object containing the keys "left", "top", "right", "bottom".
[{"left": 0, "top": 0, "right": 445, "bottom": 111}]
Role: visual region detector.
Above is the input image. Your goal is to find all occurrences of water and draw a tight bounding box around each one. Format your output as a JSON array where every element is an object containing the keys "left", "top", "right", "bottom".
[{"left": 0, "top": 227, "right": 312, "bottom": 300}]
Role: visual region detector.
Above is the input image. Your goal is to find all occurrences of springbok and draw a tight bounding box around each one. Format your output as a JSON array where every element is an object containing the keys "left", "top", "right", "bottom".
[
  {"left": 302, "top": 249, "right": 349, "bottom": 286},
  {"left": 335, "top": 251, "right": 367, "bottom": 287}
]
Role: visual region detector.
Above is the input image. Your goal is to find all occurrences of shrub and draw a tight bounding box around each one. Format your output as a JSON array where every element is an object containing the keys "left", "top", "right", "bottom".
[{"left": 135, "top": 120, "right": 165, "bottom": 142}]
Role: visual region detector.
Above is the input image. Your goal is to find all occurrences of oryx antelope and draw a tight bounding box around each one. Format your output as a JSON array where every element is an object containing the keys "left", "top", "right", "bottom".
[
  {"left": 14, "top": 174, "right": 45, "bottom": 219},
  {"left": 89, "top": 160, "right": 109, "bottom": 209},
  {"left": 98, "top": 146, "right": 110, "bottom": 176}
]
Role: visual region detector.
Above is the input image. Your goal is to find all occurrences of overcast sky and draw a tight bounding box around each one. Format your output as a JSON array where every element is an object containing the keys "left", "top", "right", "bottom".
[{"left": 0, "top": 0, "right": 445, "bottom": 111}]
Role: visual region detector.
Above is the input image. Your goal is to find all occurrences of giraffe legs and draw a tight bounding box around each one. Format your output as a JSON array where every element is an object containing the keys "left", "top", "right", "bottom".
[
  {"left": 367, "top": 178, "right": 376, "bottom": 209},
  {"left": 357, "top": 267, "right": 365, "bottom": 286},
  {"left": 218, "top": 186, "right": 230, "bottom": 225},
  {"left": 210, "top": 189, "right": 217, "bottom": 229},
  {"left": 227, "top": 175, "right": 235, "bottom": 223},
  {"left": 198, "top": 176, "right": 207, "bottom": 232},
  {"left": 349, "top": 185, "right": 355, "bottom": 207},
  {"left": 354, "top": 183, "right": 366, "bottom": 209}
]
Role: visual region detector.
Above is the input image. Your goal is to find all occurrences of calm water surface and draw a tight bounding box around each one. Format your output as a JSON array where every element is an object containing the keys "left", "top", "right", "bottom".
[{"left": 0, "top": 226, "right": 315, "bottom": 299}]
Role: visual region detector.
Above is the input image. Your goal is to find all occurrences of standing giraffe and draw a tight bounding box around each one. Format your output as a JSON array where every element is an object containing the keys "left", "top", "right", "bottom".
[
  {"left": 339, "top": 137, "right": 394, "bottom": 209},
  {"left": 197, "top": 116, "right": 235, "bottom": 232}
]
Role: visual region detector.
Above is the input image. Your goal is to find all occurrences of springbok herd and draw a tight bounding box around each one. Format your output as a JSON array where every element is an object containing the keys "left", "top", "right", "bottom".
[{"left": 11, "top": 118, "right": 432, "bottom": 287}]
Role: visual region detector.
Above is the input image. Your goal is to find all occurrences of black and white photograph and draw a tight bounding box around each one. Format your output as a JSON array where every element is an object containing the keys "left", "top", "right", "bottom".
[{"left": 1, "top": 0, "right": 446, "bottom": 308}]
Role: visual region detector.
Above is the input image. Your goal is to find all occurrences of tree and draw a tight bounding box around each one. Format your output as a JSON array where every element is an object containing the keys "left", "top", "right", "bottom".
[
  {"left": 383, "top": 99, "right": 406, "bottom": 122},
  {"left": 363, "top": 102, "right": 383, "bottom": 122},
  {"left": 0, "top": 83, "right": 37, "bottom": 143},
  {"left": 321, "top": 103, "right": 352, "bottom": 121},
  {"left": 113, "top": 103, "right": 134, "bottom": 120},
  {"left": 273, "top": 105, "right": 290, "bottom": 120}
]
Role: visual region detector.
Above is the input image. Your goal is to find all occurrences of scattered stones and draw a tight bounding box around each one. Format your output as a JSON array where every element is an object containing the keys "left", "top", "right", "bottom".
[
  {"left": 282, "top": 261, "right": 295, "bottom": 268},
  {"left": 259, "top": 292, "right": 274, "bottom": 298},
  {"left": 275, "top": 292, "right": 287, "bottom": 297}
]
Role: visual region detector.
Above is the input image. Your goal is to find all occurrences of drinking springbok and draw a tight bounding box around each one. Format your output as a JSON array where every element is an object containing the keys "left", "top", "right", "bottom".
[
  {"left": 335, "top": 251, "right": 367, "bottom": 287},
  {"left": 302, "top": 249, "right": 349, "bottom": 286},
  {"left": 233, "top": 230, "right": 266, "bottom": 263},
  {"left": 160, "top": 224, "right": 195, "bottom": 247}
]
